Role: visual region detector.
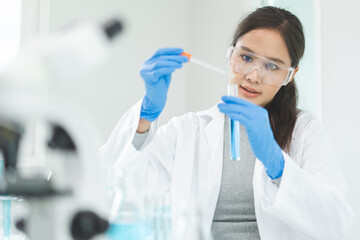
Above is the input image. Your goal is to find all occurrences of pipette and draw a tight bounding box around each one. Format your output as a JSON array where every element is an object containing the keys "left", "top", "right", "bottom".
[{"left": 181, "top": 52, "right": 234, "bottom": 78}]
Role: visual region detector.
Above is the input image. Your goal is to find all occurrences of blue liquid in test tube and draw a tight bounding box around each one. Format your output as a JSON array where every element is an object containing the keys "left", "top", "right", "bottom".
[{"left": 228, "top": 84, "right": 241, "bottom": 161}]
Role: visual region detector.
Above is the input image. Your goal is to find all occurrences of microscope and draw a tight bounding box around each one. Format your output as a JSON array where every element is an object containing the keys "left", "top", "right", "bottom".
[{"left": 0, "top": 18, "right": 123, "bottom": 240}]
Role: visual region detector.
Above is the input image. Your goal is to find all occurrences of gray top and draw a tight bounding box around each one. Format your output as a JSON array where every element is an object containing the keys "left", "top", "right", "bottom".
[
  {"left": 132, "top": 130, "right": 149, "bottom": 150},
  {"left": 211, "top": 117, "right": 261, "bottom": 240}
]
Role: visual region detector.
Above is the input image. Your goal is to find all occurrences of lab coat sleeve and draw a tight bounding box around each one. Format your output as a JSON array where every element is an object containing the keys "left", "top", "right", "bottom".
[
  {"left": 257, "top": 116, "right": 356, "bottom": 240},
  {"left": 99, "top": 98, "right": 179, "bottom": 196}
]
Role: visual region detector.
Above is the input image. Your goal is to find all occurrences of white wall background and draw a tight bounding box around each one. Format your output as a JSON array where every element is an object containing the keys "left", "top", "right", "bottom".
[
  {"left": 41, "top": 0, "right": 262, "bottom": 140},
  {"left": 0, "top": 0, "right": 21, "bottom": 68},
  {"left": 17, "top": 0, "right": 360, "bottom": 239},
  {"left": 321, "top": 0, "right": 360, "bottom": 239},
  {"left": 45, "top": 0, "right": 190, "bottom": 142}
]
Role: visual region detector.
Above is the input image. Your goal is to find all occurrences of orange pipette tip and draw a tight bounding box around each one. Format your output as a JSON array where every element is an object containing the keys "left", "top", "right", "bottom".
[{"left": 180, "top": 52, "right": 192, "bottom": 61}]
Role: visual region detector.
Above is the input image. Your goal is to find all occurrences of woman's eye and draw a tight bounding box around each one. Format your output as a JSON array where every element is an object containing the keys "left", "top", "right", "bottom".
[
  {"left": 241, "top": 55, "right": 252, "bottom": 62},
  {"left": 265, "top": 62, "right": 279, "bottom": 70}
]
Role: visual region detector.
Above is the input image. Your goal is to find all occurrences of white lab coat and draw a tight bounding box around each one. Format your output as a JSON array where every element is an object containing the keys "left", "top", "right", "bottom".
[{"left": 100, "top": 99, "right": 356, "bottom": 240}]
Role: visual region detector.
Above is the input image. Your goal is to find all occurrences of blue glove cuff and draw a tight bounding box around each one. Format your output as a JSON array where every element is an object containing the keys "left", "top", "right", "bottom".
[
  {"left": 140, "top": 110, "right": 161, "bottom": 122},
  {"left": 140, "top": 96, "right": 163, "bottom": 122},
  {"left": 264, "top": 144, "right": 285, "bottom": 180}
]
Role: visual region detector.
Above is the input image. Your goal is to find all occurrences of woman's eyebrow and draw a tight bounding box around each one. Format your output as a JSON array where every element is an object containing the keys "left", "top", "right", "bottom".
[{"left": 240, "top": 45, "right": 286, "bottom": 65}]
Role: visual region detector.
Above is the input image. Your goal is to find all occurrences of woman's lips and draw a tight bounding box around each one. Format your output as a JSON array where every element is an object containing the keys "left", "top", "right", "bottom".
[{"left": 240, "top": 85, "right": 261, "bottom": 97}]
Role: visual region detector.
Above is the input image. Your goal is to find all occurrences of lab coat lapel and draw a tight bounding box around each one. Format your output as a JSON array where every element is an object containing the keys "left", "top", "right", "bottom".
[
  {"left": 198, "top": 103, "right": 224, "bottom": 160},
  {"left": 198, "top": 104, "right": 225, "bottom": 231},
  {"left": 253, "top": 158, "right": 267, "bottom": 238}
]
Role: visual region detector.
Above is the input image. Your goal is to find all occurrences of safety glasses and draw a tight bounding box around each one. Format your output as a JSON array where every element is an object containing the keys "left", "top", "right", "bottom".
[{"left": 226, "top": 46, "right": 295, "bottom": 86}]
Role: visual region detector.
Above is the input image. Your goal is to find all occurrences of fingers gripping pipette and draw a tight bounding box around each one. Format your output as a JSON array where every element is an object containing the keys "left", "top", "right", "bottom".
[{"left": 181, "top": 52, "right": 235, "bottom": 78}]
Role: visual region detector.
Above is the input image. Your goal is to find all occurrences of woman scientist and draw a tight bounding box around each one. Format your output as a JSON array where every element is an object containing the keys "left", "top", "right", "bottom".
[{"left": 100, "top": 6, "right": 355, "bottom": 240}]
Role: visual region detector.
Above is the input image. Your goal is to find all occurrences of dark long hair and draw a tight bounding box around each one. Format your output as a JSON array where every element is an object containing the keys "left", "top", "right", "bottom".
[{"left": 231, "top": 6, "right": 305, "bottom": 152}]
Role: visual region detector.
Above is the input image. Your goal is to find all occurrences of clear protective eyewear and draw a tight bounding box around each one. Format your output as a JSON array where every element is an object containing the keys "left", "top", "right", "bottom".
[{"left": 226, "top": 46, "right": 295, "bottom": 86}]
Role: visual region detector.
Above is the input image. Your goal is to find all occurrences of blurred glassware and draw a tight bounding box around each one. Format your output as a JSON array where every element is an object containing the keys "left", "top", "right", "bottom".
[
  {"left": 172, "top": 201, "right": 213, "bottom": 240},
  {"left": 0, "top": 196, "right": 28, "bottom": 240},
  {"left": 144, "top": 191, "right": 171, "bottom": 240},
  {"left": 106, "top": 171, "right": 150, "bottom": 240}
]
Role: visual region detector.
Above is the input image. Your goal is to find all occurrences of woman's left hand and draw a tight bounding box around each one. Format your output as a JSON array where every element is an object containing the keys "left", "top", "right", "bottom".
[{"left": 218, "top": 96, "right": 284, "bottom": 179}]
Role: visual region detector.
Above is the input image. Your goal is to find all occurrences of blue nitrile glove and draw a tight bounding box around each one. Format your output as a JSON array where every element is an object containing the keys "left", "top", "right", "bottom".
[
  {"left": 218, "top": 96, "right": 284, "bottom": 179},
  {"left": 140, "top": 48, "right": 188, "bottom": 122}
]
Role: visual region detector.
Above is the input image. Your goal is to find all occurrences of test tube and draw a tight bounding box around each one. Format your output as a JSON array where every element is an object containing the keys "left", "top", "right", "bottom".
[{"left": 227, "top": 84, "right": 241, "bottom": 161}]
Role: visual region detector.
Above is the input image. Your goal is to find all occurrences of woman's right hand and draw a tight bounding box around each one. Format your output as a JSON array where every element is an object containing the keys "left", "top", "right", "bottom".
[{"left": 139, "top": 48, "right": 188, "bottom": 122}]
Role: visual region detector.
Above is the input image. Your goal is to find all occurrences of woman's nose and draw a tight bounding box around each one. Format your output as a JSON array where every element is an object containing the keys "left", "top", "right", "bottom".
[{"left": 245, "top": 67, "right": 261, "bottom": 84}]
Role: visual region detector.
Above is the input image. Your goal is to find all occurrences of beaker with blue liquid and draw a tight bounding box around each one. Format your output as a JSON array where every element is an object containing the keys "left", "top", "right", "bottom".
[
  {"left": 0, "top": 152, "right": 27, "bottom": 240},
  {"left": 0, "top": 196, "right": 27, "bottom": 240},
  {"left": 106, "top": 171, "right": 151, "bottom": 240}
]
